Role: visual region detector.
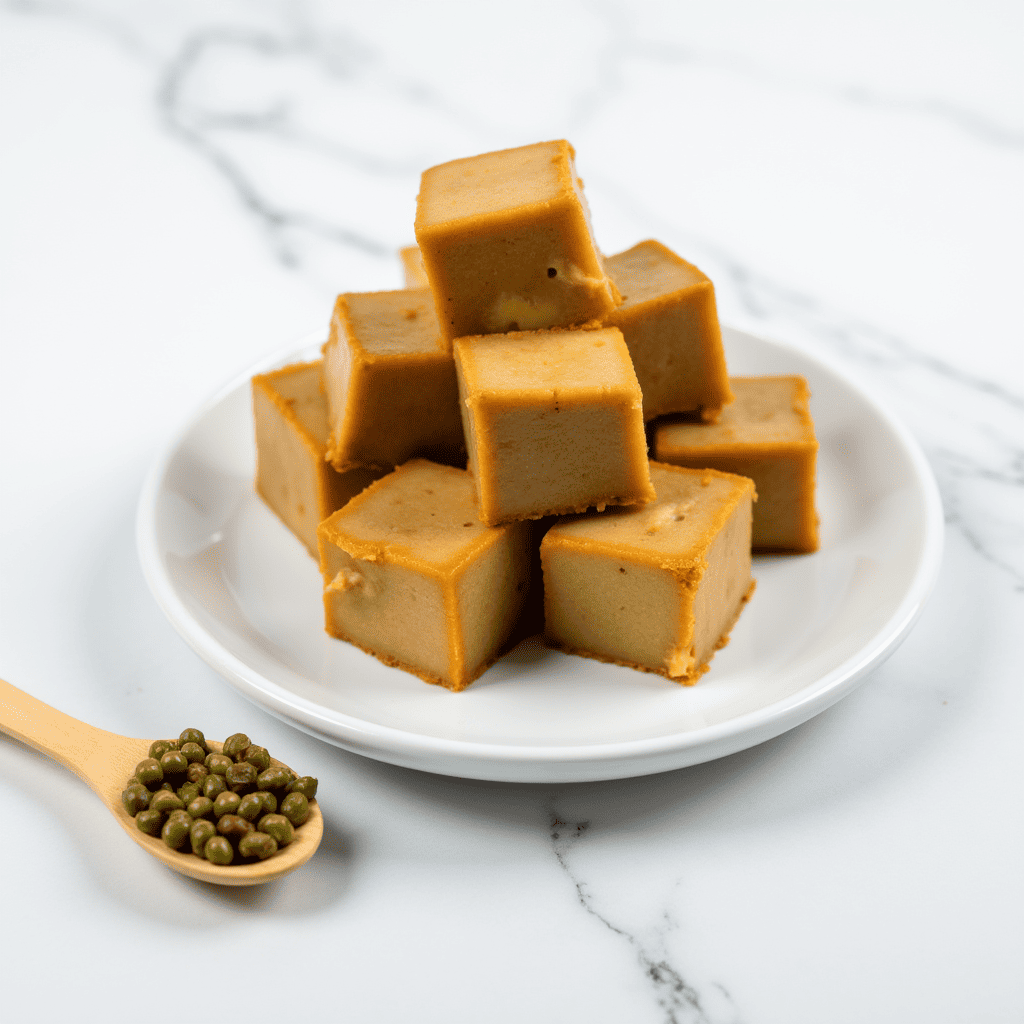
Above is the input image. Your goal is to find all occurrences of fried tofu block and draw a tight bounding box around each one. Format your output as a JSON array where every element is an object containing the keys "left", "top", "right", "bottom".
[
  {"left": 323, "top": 289, "right": 465, "bottom": 473},
  {"left": 318, "top": 460, "right": 532, "bottom": 691},
  {"left": 399, "top": 245, "right": 429, "bottom": 288},
  {"left": 653, "top": 376, "right": 819, "bottom": 552},
  {"left": 415, "top": 140, "right": 620, "bottom": 344},
  {"left": 454, "top": 327, "right": 654, "bottom": 525},
  {"left": 542, "top": 463, "right": 755, "bottom": 683},
  {"left": 603, "top": 240, "right": 732, "bottom": 421},
  {"left": 253, "top": 361, "right": 382, "bottom": 558}
]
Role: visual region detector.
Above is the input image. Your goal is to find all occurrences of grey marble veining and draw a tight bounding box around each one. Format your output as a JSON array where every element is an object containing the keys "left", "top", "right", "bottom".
[{"left": 550, "top": 806, "right": 741, "bottom": 1024}]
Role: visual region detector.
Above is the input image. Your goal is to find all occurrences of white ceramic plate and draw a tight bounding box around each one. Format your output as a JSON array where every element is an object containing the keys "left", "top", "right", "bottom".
[{"left": 137, "top": 327, "right": 943, "bottom": 782}]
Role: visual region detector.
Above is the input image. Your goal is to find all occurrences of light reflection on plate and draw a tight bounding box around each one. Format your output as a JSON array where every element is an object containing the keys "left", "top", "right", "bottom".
[{"left": 137, "top": 328, "right": 943, "bottom": 782}]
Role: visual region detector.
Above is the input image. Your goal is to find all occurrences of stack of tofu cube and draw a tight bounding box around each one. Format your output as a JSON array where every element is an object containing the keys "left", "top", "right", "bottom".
[{"left": 252, "top": 140, "right": 819, "bottom": 691}]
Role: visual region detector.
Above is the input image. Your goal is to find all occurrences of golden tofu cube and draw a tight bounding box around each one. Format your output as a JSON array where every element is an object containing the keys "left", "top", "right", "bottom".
[
  {"left": 252, "top": 361, "right": 382, "bottom": 558},
  {"left": 399, "top": 245, "right": 429, "bottom": 288},
  {"left": 603, "top": 240, "right": 732, "bottom": 421},
  {"left": 653, "top": 375, "right": 819, "bottom": 552},
  {"left": 542, "top": 463, "right": 756, "bottom": 683},
  {"left": 317, "top": 460, "right": 533, "bottom": 691},
  {"left": 415, "top": 140, "right": 620, "bottom": 344},
  {"left": 323, "top": 288, "right": 465, "bottom": 473},
  {"left": 454, "top": 327, "right": 655, "bottom": 526}
]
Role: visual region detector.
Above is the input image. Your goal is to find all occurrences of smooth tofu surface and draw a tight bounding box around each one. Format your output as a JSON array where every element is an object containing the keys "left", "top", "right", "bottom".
[
  {"left": 415, "top": 140, "right": 620, "bottom": 342},
  {"left": 604, "top": 240, "right": 732, "bottom": 421},
  {"left": 399, "top": 245, "right": 429, "bottom": 288},
  {"left": 417, "top": 141, "right": 569, "bottom": 223},
  {"left": 543, "top": 463, "right": 755, "bottom": 682},
  {"left": 344, "top": 288, "right": 443, "bottom": 355},
  {"left": 323, "top": 289, "right": 465, "bottom": 473},
  {"left": 265, "top": 360, "right": 332, "bottom": 442},
  {"left": 454, "top": 327, "right": 654, "bottom": 525},
  {"left": 317, "top": 460, "right": 531, "bottom": 691},
  {"left": 252, "top": 360, "right": 382, "bottom": 558},
  {"left": 323, "top": 458, "right": 496, "bottom": 569},
  {"left": 653, "top": 376, "right": 819, "bottom": 551}
]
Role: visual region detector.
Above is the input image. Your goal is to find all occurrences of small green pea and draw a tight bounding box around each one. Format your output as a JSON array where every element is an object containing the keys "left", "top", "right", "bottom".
[
  {"left": 257, "top": 766, "right": 292, "bottom": 793},
  {"left": 149, "top": 790, "right": 184, "bottom": 814},
  {"left": 158, "top": 781, "right": 174, "bottom": 792},
  {"left": 178, "top": 728, "right": 207, "bottom": 751},
  {"left": 222, "top": 733, "right": 251, "bottom": 760},
  {"left": 279, "top": 792, "right": 309, "bottom": 826},
  {"left": 236, "top": 793, "right": 265, "bottom": 822},
  {"left": 288, "top": 776, "right": 318, "bottom": 801},
  {"left": 213, "top": 791, "right": 241, "bottom": 818},
  {"left": 240, "top": 745, "right": 271, "bottom": 773},
  {"left": 162, "top": 816, "right": 191, "bottom": 851},
  {"left": 205, "top": 753, "right": 232, "bottom": 776},
  {"left": 160, "top": 750, "right": 188, "bottom": 776},
  {"left": 190, "top": 819, "right": 217, "bottom": 856},
  {"left": 121, "top": 785, "right": 150, "bottom": 816},
  {"left": 148, "top": 740, "right": 173, "bottom": 760},
  {"left": 135, "top": 809, "right": 164, "bottom": 836},
  {"left": 134, "top": 758, "right": 163, "bottom": 788},
  {"left": 203, "top": 774, "right": 227, "bottom": 800},
  {"left": 257, "top": 814, "right": 294, "bottom": 847},
  {"left": 177, "top": 781, "right": 201, "bottom": 805},
  {"left": 204, "top": 836, "right": 233, "bottom": 865},
  {"left": 187, "top": 796, "right": 215, "bottom": 820},
  {"left": 225, "top": 761, "right": 257, "bottom": 791},
  {"left": 216, "top": 814, "right": 253, "bottom": 841},
  {"left": 257, "top": 791, "right": 277, "bottom": 815},
  {"left": 239, "top": 832, "right": 278, "bottom": 860},
  {"left": 179, "top": 742, "right": 206, "bottom": 765},
  {"left": 186, "top": 762, "right": 209, "bottom": 785}
]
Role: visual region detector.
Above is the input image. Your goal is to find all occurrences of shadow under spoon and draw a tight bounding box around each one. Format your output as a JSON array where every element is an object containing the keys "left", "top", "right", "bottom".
[{"left": 0, "top": 678, "right": 323, "bottom": 885}]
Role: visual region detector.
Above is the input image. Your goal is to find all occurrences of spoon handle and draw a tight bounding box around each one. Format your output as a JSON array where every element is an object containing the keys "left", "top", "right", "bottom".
[{"left": 0, "top": 677, "right": 121, "bottom": 790}]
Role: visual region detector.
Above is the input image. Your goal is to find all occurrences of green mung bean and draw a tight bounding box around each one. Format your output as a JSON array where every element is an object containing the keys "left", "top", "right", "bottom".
[{"left": 126, "top": 730, "right": 317, "bottom": 868}]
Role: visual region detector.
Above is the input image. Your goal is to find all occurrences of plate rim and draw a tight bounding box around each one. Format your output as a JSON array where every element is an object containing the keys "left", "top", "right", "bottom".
[{"left": 136, "top": 327, "right": 945, "bottom": 781}]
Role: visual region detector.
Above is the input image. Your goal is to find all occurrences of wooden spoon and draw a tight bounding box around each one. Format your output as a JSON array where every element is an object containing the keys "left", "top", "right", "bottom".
[{"left": 0, "top": 678, "right": 323, "bottom": 885}]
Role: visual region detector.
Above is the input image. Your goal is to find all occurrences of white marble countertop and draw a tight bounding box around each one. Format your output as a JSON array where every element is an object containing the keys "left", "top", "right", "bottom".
[{"left": 2, "top": 2, "right": 1022, "bottom": 1021}]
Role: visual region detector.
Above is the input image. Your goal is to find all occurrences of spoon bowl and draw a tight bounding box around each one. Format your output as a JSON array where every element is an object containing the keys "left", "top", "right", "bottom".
[{"left": 0, "top": 678, "right": 323, "bottom": 885}]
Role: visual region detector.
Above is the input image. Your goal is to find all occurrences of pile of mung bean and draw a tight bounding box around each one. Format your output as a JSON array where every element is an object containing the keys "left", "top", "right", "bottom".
[{"left": 121, "top": 729, "right": 318, "bottom": 866}]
